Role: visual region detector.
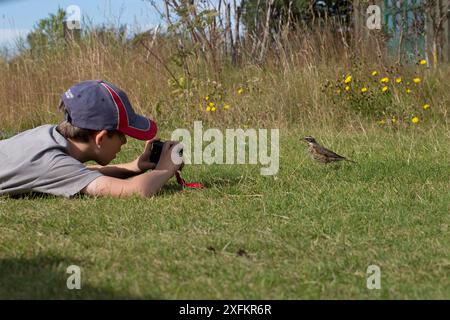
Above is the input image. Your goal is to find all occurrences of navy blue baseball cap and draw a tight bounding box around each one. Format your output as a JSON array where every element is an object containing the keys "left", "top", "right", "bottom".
[{"left": 61, "top": 80, "right": 157, "bottom": 140}]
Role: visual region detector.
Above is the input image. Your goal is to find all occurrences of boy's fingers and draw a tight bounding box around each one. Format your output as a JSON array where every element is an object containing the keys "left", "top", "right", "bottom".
[
  {"left": 144, "top": 137, "right": 160, "bottom": 153},
  {"left": 141, "top": 142, "right": 152, "bottom": 155},
  {"left": 163, "top": 141, "right": 178, "bottom": 152},
  {"left": 147, "top": 137, "right": 160, "bottom": 146},
  {"left": 168, "top": 141, "right": 181, "bottom": 148}
]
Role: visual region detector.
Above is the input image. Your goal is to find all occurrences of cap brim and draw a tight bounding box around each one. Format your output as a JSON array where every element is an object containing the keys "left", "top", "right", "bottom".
[{"left": 120, "top": 116, "right": 157, "bottom": 141}]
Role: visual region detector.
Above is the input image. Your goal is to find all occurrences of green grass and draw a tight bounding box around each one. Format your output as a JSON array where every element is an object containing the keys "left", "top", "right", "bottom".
[{"left": 0, "top": 127, "right": 449, "bottom": 299}]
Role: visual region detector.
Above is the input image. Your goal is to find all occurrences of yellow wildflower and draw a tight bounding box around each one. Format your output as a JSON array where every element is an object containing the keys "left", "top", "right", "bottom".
[
  {"left": 345, "top": 86, "right": 350, "bottom": 91},
  {"left": 406, "top": 88, "right": 412, "bottom": 93},
  {"left": 206, "top": 106, "right": 211, "bottom": 112},
  {"left": 378, "top": 119, "right": 385, "bottom": 125},
  {"left": 371, "top": 71, "right": 378, "bottom": 76},
  {"left": 380, "top": 77, "right": 389, "bottom": 83},
  {"left": 209, "top": 102, "right": 215, "bottom": 107},
  {"left": 413, "top": 77, "right": 421, "bottom": 84},
  {"left": 419, "top": 59, "right": 427, "bottom": 65},
  {"left": 224, "top": 104, "right": 231, "bottom": 110},
  {"left": 237, "top": 88, "right": 244, "bottom": 95},
  {"left": 411, "top": 116, "right": 419, "bottom": 124},
  {"left": 205, "top": 96, "right": 210, "bottom": 101},
  {"left": 423, "top": 104, "right": 430, "bottom": 110},
  {"left": 391, "top": 117, "right": 397, "bottom": 124},
  {"left": 382, "top": 86, "right": 388, "bottom": 92},
  {"left": 211, "top": 107, "right": 216, "bottom": 111},
  {"left": 344, "top": 75, "right": 352, "bottom": 84},
  {"left": 361, "top": 87, "right": 368, "bottom": 93},
  {"left": 395, "top": 77, "right": 402, "bottom": 83}
]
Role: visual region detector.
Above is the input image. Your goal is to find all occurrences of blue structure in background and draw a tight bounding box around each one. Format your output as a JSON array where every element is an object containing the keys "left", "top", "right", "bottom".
[{"left": 384, "top": 0, "right": 426, "bottom": 61}]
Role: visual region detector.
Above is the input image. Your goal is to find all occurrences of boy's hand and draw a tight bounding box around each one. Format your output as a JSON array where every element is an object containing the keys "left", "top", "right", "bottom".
[
  {"left": 155, "top": 140, "right": 184, "bottom": 173},
  {"left": 134, "top": 137, "right": 160, "bottom": 173}
]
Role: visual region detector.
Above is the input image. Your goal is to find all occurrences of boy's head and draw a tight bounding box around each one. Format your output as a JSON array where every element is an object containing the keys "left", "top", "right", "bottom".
[{"left": 57, "top": 80, "right": 157, "bottom": 165}]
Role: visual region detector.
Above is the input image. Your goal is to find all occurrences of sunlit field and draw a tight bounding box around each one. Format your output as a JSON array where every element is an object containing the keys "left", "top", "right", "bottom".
[{"left": 1, "top": 1, "right": 449, "bottom": 299}]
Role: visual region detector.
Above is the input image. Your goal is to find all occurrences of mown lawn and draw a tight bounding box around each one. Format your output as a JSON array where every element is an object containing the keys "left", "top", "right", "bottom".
[{"left": 0, "top": 127, "right": 449, "bottom": 299}]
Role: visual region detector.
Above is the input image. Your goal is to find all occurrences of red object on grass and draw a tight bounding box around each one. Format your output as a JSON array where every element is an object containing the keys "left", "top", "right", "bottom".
[{"left": 175, "top": 171, "right": 204, "bottom": 189}]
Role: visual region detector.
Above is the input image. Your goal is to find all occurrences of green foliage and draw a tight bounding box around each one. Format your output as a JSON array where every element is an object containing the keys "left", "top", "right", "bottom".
[
  {"left": 323, "top": 61, "right": 432, "bottom": 124},
  {"left": 242, "top": 0, "right": 310, "bottom": 33},
  {"left": 25, "top": 8, "right": 128, "bottom": 55},
  {"left": 88, "top": 25, "right": 128, "bottom": 45},
  {"left": 166, "top": 3, "right": 219, "bottom": 33},
  {"left": 26, "top": 8, "right": 66, "bottom": 53},
  {"left": 241, "top": 0, "right": 355, "bottom": 34}
]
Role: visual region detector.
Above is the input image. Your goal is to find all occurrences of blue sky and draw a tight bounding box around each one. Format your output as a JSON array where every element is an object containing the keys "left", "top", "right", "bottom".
[{"left": 0, "top": 0, "right": 163, "bottom": 49}]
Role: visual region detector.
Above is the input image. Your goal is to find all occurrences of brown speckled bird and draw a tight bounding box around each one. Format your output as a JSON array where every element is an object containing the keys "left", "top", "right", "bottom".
[{"left": 303, "top": 136, "right": 356, "bottom": 164}]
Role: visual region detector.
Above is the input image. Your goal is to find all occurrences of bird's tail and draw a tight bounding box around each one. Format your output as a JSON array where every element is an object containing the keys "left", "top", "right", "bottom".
[{"left": 344, "top": 158, "right": 357, "bottom": 164}]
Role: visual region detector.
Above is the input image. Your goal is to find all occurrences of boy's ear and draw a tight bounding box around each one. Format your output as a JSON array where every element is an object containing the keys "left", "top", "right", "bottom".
[{"left": 93, "top": 130, "right": 109, "bottom": 148}]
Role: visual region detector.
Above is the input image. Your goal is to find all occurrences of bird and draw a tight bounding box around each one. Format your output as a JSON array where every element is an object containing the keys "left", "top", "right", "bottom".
[{"left": 303, "top": 136, "right": 356, "bottom": 164}]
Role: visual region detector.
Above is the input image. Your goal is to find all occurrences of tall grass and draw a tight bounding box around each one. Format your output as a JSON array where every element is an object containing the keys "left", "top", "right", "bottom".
[{"left": 0, "top": 22, "right": 448, "bottom": 135}]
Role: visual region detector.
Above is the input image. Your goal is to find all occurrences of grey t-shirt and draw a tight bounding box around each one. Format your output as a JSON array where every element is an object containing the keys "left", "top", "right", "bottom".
[{"left": 0, "top": 125, "right": 103, "bottom": 198}]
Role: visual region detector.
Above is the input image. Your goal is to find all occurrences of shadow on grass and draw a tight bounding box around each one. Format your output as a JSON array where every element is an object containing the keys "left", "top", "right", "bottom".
[
  {"left": 8, "top": 192, "right": 59, "bottom": 200},
  {"left": 4, "top": 173, "right": 244, "bottom": 200},
  {"left": 155, "top": 174, "right": 243, "bottom": 196},
  {"left": 0, "top": 255, "right": 144, "bottom": 299},
  {"left": 199, "top": 175, "right": 244, "bottom": 188}
]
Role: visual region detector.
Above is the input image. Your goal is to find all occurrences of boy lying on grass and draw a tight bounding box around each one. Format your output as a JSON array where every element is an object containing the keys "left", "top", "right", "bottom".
[{"left": 0, "top": 80, "right": 183, "bottom": 198}]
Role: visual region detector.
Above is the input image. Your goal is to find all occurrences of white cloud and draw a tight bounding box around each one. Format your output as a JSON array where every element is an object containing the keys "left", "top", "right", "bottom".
[{"left": 0, "top": 28, "right": 30, "bottom": 47}]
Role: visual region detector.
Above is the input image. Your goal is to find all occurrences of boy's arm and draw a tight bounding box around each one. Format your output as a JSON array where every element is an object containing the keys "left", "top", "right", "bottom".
[
  {"left": 81, "top": 169, "right": 174, "bottom": 197},
  {"left": 81, "top": 141, "right": 182, "bottom": 197},
  {"left": 87, "top": 139, "right": 158, "bottom": 179},
  {"left": 86, "top": 160, "right": 147, "bottom": 179}
]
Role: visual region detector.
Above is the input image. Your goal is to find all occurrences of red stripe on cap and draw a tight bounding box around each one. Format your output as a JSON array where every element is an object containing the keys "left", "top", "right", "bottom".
[
  {"left": 101, "top": 82, "right": 157, "bottom": 140},
  {"left": 101, "top": 83, "right": 129, "bottom": 130}
]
